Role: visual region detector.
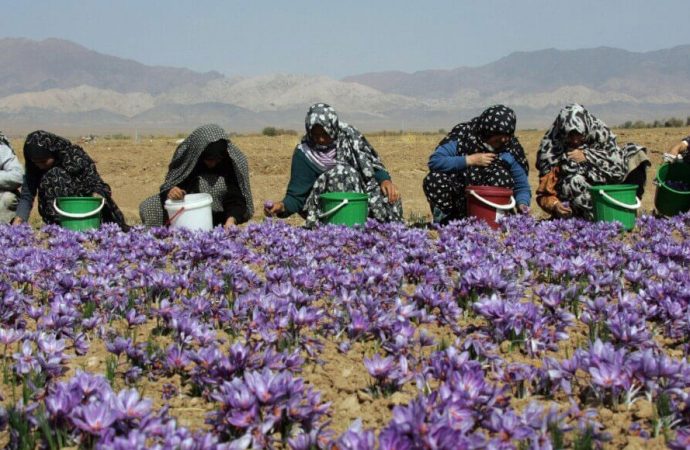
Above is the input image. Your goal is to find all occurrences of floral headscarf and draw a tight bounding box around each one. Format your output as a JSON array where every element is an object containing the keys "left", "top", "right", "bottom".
[
  {"left": 536, "top": 103, "right": 626, "bottom": 181},
  {"left": 298, "top": 103, "right": 388, "bottom": 186}
]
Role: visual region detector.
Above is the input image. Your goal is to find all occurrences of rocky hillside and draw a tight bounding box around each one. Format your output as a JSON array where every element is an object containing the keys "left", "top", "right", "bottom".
[{"left": 1, "top": 38, "right": 689, "bottom": 132}]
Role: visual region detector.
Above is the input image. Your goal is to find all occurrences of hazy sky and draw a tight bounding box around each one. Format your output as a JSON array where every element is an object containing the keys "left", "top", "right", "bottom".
[{"left": 3, "top": 0, "right": 690, "bottom": 78}]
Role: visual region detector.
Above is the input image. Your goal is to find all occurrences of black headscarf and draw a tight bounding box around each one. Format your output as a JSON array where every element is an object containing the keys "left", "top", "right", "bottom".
[
  {"left": 438, "top": 105, "right": 528, "bottom": 177},
  {"left": 22, "top": 130, "right": 128, "bottom": 228},
  {"left": 23, "top": 130, "right": 112, "bottom": 196}
]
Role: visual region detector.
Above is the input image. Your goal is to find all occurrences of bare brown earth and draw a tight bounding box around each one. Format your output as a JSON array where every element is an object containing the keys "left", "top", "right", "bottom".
[
  {"left": 9, "top": 126, "right": 690, "bottom": 226},
  {"left": 3, "top": 127, "right": 689, "bottom": 448}
]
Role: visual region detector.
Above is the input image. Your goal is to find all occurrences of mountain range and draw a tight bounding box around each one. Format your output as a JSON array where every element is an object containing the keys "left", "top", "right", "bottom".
[{"left": 1, "top": 37, "right": 689, "bottom": 133}]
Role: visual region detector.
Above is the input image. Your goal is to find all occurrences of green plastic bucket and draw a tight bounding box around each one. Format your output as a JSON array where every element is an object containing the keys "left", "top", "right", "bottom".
[
  {"left": 654, "top": 163, "right": 690, "bottom": 216},
  {"left": 318, "top": 192, "right": 368, "bottom": 227},
  {"left": 53, "top": 197, "right": 105, "bottom": 231},
  {"left": 589, "top": 184, "right": 640, "bottom": 231}
]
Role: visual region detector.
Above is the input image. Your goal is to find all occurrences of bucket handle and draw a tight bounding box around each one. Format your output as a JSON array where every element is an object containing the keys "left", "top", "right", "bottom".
[
  {"left": 318, "top": 198, "right": 349, "bottom": 219},
  {"left": 598, "top": 190, "right": 641, "bottom": 210},
  {"left": 468, "top": 190, "right": 516, "bottom": 210},
  {"left": 165, "top": 207, "right": 186, "bottom": 226},
  {"left": 53, "top": 198, "right": 105, "bottom": 219}
]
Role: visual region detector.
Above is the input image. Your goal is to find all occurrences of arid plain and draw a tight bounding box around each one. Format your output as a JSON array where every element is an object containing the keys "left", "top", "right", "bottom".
[
  {"left": 2, "top": 126, "right": 690, "bottom": 448},
  {"left": 7, "top": 126, "right": 690, "bottom": 226}
]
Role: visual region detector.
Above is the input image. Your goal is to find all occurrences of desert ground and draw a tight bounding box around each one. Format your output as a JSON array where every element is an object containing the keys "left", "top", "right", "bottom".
[
  {"left": 2, "top": 126, "right": 690, "bottom": 449},
  {"left": 8, "top": 126, "right": 690, "bottom": 227}
]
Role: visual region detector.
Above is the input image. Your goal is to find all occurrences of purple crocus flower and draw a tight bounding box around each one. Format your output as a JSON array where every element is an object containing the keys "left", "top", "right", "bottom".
[
  {"left": 46, "top": 385, "right": 80, "bottom": 419},
  {"left": 125, "top": 308, "right": 146, "bottom": 327},
  {"left": 106, "top": 337, "right": 132, "bottom": 357},
  {"left": 589, "top": 362, "right": 626, "bottom": 389},
  {"left": 37, "top": 332, "right": 66, "bottom": 355},
  {"left": 72, "top": 402, "right": 118, "bottom": 435},
  {"left": 0, "top": 327, "right": 22, "bottom": 346},
  {"left": 13, "top": 341, "right": 40, "bottom": 375},
  {"left": 165, "top": 344, "right": 190, "bottom": 372},
  {"left": 364, "top": 354, "right": 395, "bottom": 381},
  {"left": 486, "top": 409, "right": 533, "bottom": 442},
  {"left": 668, "top": 429, "right": 690, "bottom": 450},
  {"left": 113, "top": 388, "right": 152, "bottom": 420},
  {"left": 333, "top": 419, "right": 376, "bottom": 450}
]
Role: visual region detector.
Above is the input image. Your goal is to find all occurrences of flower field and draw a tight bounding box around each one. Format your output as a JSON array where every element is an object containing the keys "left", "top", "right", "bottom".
[{"left": 1, "top": 214, "right": 690, "bottom": 449}]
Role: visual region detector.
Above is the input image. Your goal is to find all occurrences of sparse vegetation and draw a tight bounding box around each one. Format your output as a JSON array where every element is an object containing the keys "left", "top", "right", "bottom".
[
  {"left": 619, "top": 117, "right": 689, "bottom": 129},
  {"left": 262, "top": 127, "right": 298, "bottom": 137},
  {"left": 103, "top": 133, "right": 131, "bottom": 140}
]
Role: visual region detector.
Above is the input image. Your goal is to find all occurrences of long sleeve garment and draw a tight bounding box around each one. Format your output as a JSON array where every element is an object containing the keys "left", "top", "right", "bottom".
[
  {"left": 428, "top": 141, "right": 469, "bottom": 172},
  {"left": 499, "top": 153, "right": 531, "bottom": 206},
  {"left": 281, "top": 148, "right": 390, "bottom": 216},
  {"left": 428, "top": 140, "right": 530, "bottom": 206},
  {"left": 0, "top": 143, "right": 23, "bottom": 192},
  {"left": 15, "top": 169, "right": 41, "bottom": 222}
]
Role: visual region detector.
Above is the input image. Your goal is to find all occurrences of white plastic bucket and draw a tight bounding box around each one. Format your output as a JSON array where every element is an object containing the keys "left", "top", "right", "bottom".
[{"left": 164, "top": 193, "right": 213, "bottom": 231}]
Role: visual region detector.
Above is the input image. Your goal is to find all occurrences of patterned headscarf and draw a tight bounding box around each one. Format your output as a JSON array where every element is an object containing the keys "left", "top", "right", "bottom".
[
  {"left": 161, "top": 124, "right": 254, "bottom": 219},
  {"left": 24, "top": 131, "right": 69, "bottom": 167},
  {"left": 298, "top": 103, "right": 387, "bottom": 184},
  {"left": 305, "top": 103, "right": 340, "bottom": 149},
  {"left": 22, "top": 131, "right": 127, "bottom": 228},
  {"left": 23, "top": 131, "right": 103, "bottom": 181},
  {"left": 434, "top": 105, "right": 527, "bottom": 190},
  {"left": 438, "top": 105, "right": 528, "bottom": 172},
  {"left": 474, "top": 105, "right": 517, "bottom": 138},
  {"left": 536, "top": 103, "right": 625, "bottom": 181},
  {"left": 559, "top": 104, "right": 588, "bottom": 135}
]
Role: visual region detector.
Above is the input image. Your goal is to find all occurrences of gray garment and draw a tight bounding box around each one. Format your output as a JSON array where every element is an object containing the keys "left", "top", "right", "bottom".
[
  {"left": 156, "top": 124, "right": 253, "bottom": 220},
  {"left": 139, "top": 173, "right": 230, "bottom": 227},
  {"left": 0, "top": 143, "right": 24, "bottom": 192},
  {"left": 139, "top": 124, "right": 253, "bottom": 227}
]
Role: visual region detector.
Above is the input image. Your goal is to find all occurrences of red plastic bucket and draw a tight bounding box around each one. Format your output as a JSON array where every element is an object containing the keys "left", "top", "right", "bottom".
[{"left": 465, "top": 185, "right": 515, "bottom": 229}]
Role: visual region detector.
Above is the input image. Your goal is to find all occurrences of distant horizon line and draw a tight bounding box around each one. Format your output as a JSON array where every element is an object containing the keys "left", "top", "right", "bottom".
[
  {"left": 3, "top": 123, "right": 689, "bottom": 141},
  {"left": 2, "top": 36, "right": 689, "bottom": 80}
]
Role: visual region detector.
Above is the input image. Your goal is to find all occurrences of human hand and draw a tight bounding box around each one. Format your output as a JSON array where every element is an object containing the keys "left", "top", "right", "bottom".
[
  {"left": 167, "top": 186, "right": 186, "bottom": 200},
  {"left": 10, "top": 216, "right": 24, "bottom": 226},
  {"left": 554, "top": 201, "right": 572, "bottom": 218},
  {"left": 518, "top": 204, "right": 531, "bottom": 215},
  {"left": 467, "top": 153, "right": 496, "bottom": 167},
  {"left": 667, "top": 140, "right": 689, "bottom": 159},
  {"left": 380, "top": 180, "right": 400, "bottom": 203},
  {"left": 567, "top": 149, "right": 586, "bottom": 163},
  {"left": 223, "top": 216, "right": 236, "bottom": 229},
  {"left": 264, "top": 200, "right": 285, "bottom": 217},
  {"left": 0, "top": 192, "right": 17, "bottom": 209},
  {"left": 663, "top": 153, "right": 681, "bottom": 163}
]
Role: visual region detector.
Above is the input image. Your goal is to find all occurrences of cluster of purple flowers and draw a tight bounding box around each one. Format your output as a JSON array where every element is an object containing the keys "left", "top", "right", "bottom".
[{"left": 0, "top": 211, "right": 689, "bottom": 448}]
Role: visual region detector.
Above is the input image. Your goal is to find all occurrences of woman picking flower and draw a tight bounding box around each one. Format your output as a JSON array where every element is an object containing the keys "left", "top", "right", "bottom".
[
  {"left": 11, "top": 130, "right": 128, "bottom": 229},
  {"left": 423, "top": 105, "right": 531, "bottom": 224},
  {"left": 139, "top": 124, "right": 253, "bottom": 229},
  {"left": 264, "top": 103, "right": 403, "bottom": 227},
  {"left": 536, "top": 103, "right": 650, "bottom": 219}
]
